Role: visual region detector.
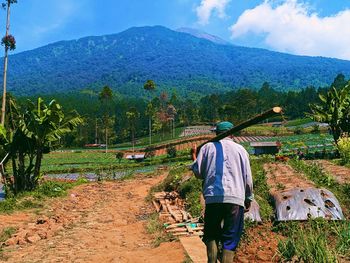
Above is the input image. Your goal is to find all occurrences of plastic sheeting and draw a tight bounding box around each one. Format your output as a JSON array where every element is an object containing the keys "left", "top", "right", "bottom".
[
  {"left": 273, "top": 187, "right": 344, "bottom": 221},
  {"left": 244, "top": 199, "right": 262, "bottom": 222}
]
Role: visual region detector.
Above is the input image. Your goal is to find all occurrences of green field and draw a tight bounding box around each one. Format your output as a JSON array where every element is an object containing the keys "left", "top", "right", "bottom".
[
  {"left": 39, "top": 133, "right": 336, "bottom": 175},
  {"left": 114, "top": 127, "right": 185, "bottom": 149}
]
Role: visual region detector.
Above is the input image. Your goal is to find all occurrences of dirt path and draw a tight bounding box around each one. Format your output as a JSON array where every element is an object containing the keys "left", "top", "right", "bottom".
[
  {"left": 310, "top": 160, "right": 350, "bottom": 184},
  {"left": 0, "top": 173, "right": 185, "bottom": 263}
]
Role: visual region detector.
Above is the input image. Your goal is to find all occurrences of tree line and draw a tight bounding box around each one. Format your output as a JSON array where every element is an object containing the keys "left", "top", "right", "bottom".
[{"left": 17, "top": 74, "right": 348, "bottom": 148}]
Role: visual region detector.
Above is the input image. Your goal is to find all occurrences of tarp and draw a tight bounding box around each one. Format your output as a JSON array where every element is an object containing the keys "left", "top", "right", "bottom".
[
  {"left": 273, "top": 187, "right": 344, "bottom": 221},
  {"left": 244, "top": 199, "right": 262, "bottom": 222}
]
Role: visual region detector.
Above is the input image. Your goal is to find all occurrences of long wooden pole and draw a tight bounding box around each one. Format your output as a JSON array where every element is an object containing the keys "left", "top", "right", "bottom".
[
  {"left": 197, "top": 107, "right": 282, "bottom": 154},
  {"left": 1, "top": 1, "right": 11, "bottom": 125}
]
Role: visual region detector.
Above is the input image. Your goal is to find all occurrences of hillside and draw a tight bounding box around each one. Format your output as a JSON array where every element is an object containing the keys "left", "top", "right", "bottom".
[{"left": 4, "top": 26, "right": 350, "bottom": 96}]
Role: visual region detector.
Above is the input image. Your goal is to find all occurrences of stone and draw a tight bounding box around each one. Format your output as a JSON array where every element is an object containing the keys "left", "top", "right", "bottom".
[
  {"left": 5, "top": 237, "right": 18, "bottom": 246},
  {"left": 26, "top": 234, "right": 41, "bottom": 244}
]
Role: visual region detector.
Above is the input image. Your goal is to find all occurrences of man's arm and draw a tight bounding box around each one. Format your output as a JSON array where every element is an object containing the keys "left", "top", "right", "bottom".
[
  {"left": 190, "top": 144, "right": 204, "bottom": 179},
  {"left": 244, "top": 153, "right": 254, "bottom": 210}
]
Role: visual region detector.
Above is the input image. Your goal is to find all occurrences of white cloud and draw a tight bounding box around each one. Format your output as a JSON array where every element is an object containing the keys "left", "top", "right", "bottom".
[
  {"left": 196, "top": 0, "right": 231, "bottom": 25},
  {"left": 230, "top": 0, "right": 350, "bottom": 60}
]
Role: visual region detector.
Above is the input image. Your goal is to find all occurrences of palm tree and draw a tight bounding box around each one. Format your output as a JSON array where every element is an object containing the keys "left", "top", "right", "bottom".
[
  {"left": 98, "top": 86, "right": 113, "bottom": 153},
  {"left": 166, "top": 104, "right": 177, "bottom": 138},
  {"left": 143, "top": 80, "right": 156, "bottom": 145},
  {"left": 126, "top": 107, "right": 140, "bottom": 153},
  {"left": 1, "top": 0, "right": 17, "bottom": 125}
]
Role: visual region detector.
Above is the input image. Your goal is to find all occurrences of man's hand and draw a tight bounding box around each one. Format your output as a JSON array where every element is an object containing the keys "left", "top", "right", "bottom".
[
  {"left": 244, "top": 200, "right": 251, "bottom": 212},
  {"left": 191, "top": 144, "right": 197, "bottom": 161}
]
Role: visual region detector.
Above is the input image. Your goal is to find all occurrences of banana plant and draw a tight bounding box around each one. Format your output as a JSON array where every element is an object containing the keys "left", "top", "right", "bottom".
[
  {"left": 2, "top": 97, "right": 83, "bottom": 194},
  {"left": 309, "top": 83, "right": 350, "bottom": 144}
]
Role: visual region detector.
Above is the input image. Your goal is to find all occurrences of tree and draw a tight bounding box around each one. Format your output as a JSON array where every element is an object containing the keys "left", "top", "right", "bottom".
[
  {"left": 331, "top": 73, "right": 347, "bottom": 90},
  {"left": 166, "top": 104, "right": 177, "bottom": 138},
  {"left": 0, "top": 97, "right": 82, "bottom": 194},
  {"left": 98, "top": 86, "right": 114, "bottom": 153},
  {"left": 143, "top": 79, "right": 156, "bottom": 145},
  {"left": 143, "top": 79, "right": 156, "bottom": 92},
  {"left": 126, "top": 107, "right": 140, "bottom": 153},
  {"left": 1, "top": 0, "right": 17, "bottom": 125},
  {"left": 310, "top": 83, "right": 350, "bottom": 144}
]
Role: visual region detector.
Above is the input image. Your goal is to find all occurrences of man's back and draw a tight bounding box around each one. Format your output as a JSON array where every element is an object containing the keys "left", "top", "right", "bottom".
[{"left": 192, "top": 137, "right": 253, "bottom": 207}]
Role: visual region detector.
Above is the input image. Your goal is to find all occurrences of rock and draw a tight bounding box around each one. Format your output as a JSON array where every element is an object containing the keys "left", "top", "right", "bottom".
[
  {"left": 18, "top": 237, "right": 27, "bottom": 246},
  {"left": 15, "top": 230, "right": 28, "bottom": 240},
  {"left": 256, "top": 251, "right": 271, "bottom": 262},
  {"left": 26, "top": 234, "right": 41, "bottom": 244},
  {"left": 37, "top": 231, "right": 48, "bottom": 239},
  {"left": 27, "top": 223, "right": 36, "bottom": 229},
  {"left": 5, "top": 237, "right": 18, "bottom": 246},
  {"left": 36, "top": 217, "right": 48, "bottom": 225}
]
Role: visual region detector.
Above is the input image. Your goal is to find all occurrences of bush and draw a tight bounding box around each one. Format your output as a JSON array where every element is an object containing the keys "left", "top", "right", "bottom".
[
  {"left": 337, "top": 135, "right": 350, "bottom": 165},
  {"left": 115, "top": 151, "right": 124, "bottom": 163},
  {"left": 311, "top": 124, "right": 320, "bottom": 134},
  {"left": 166, "top": 145, "right": 177, "bottom": 158},
  {"left": 144, "top": 146, "right": 155, "bottom": 159},
  {"left": 293, "top": 126, "right": 305, "bottom": 135}
]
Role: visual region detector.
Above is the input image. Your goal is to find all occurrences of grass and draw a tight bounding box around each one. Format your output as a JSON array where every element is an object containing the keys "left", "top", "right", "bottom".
[
  {"left": 114, "top": 127, "right": 185, "bottom": 148},
  {"left": 276, "top": 219, "right": 350, "bottom": 262},
  {"left": 31, "top": 148, "right": 192, "bottom": 175},
  {"left": 146, "top": 212, "right": 175, "bottom": 247},
  {"left": 0, "top": 227, "right": 17, "bottom": 243},
  {"left": 250, "top": 157, "right": 274, "bottom": 220},
  {"left": 0, "top": 178, "right": 88, "bottom": 214},
  {"left": 242, "top": 125, "right": 292, "bottom": 136},
  {"left": 39, "top": 151, "right": 142, "bottom": 174},
  {"left": 284, "top": 117, "right": 313, "bottom": 127}
]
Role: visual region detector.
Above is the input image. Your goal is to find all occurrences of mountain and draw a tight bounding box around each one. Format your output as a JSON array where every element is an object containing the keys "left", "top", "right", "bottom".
[
  {"left": 3, "top": 25, "right": 350, "bottom": 97},
  {"left": 176, "top": 27, "right": 231, "bottom": 45}
]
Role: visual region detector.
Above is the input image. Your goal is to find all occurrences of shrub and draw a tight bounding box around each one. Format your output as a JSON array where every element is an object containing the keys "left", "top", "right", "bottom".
[
  {"left": 144, "top": 146, "right": 155, "bottom": 159},
  {"left": 311, "top": 124, "right": 320, "bottom": 134},
  {"left": 115, "top": 151, "right": 124, "bottom": 163},
  {"left": 293, "top": 126, "right": 304, "bottom": 135},
  {"left": 166, "top": 145, "right": 177, "bottom": 158},
  {"left": 337, "top": 135, "right": 350, "bottom": 165}
]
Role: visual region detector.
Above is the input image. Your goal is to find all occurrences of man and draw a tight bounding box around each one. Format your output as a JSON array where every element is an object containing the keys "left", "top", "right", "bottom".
[{"left": 191, "top": 121, "right": 253, "bottom": 263}]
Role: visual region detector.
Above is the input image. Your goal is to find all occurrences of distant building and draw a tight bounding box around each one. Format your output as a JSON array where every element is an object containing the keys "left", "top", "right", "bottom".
[
  {"left": 125, "top": 154, "right": 145, "bottom": 162},
  {"left": 250, "top": 141, "right": 281, "bottom": 155}
]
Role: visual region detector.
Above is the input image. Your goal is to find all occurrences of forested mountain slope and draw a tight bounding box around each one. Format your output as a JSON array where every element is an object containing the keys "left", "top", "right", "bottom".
[{"left": 4, "top": 26, "right": 350, "bottom": 96}]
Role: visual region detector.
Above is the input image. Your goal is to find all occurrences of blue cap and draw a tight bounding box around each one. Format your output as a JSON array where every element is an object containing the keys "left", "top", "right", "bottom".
[{"left": 216, "top": 121, "right": 234, "bottom": 134}]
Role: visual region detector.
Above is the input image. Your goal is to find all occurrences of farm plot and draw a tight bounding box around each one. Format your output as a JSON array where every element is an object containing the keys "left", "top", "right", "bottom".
[
  {"left": 39, "top": 151, "right": 149, "bottom": 174},
  {"left": 264, "top": 163, "right": 344, "bottom": 221},
  {"left": 264, "top": 163, "right": 314, "bottom": 194},
  {"left": 263, "top": 162, "right": 349, "bottom": 262},
  {"left": 266, "top": 133, "right": 334, "bottom": 153},
  {"left": 240, "top": 133, "right": 335, "bottom": 155},
  {"left": 310, "top": 160, "right": 350, "bottom": 184}
]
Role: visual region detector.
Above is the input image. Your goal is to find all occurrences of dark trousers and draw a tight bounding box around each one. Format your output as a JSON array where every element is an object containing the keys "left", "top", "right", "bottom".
[{"left": 203, "top": 203, "right": 244, "bottom": 251}]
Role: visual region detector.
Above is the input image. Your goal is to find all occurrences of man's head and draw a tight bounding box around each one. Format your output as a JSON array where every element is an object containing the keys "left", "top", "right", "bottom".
[{"left": 215, "top": 121, "right": 234, "bottom": 135}]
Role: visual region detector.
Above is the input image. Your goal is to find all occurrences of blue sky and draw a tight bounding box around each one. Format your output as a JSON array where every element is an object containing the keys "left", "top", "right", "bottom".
[{"left": 2, "top": 0, "right": 350, "bottom": 59}]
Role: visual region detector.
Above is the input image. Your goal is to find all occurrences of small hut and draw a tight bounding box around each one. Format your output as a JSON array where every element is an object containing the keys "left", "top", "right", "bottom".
[
  {"left": 125, "top": 154, "right": 145, "bottom": 162},
  {"left": 250, "top": 141, "right": 281, "bottom": 155}
]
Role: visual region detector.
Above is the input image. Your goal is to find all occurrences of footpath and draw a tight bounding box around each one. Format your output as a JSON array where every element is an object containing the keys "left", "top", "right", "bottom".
[{"left": 0, "top": 173, "right": 185, "bottom": 263}]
